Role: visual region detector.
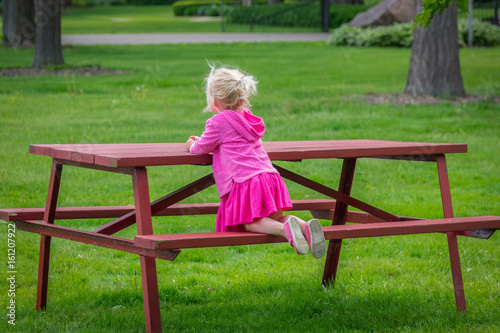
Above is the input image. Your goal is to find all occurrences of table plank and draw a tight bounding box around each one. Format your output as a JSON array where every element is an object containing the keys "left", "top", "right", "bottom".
[{"left": 29, "top": 140, "right": 467, "bottom": 168}]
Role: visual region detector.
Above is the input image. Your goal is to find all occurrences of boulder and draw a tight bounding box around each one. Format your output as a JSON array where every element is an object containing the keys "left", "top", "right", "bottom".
[{"left": 349, "top": 0, "right": 415, "bottom": 28}]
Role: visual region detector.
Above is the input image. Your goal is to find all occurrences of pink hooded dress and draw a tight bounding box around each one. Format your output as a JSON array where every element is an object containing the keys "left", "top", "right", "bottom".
[{"left": 190, "top": 109, "right": 292, "bottom": 232}]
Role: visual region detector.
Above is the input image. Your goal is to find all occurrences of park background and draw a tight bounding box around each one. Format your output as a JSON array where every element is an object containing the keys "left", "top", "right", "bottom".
[{"left": 0, "top": 1, "right": 499, "bottom": 332}]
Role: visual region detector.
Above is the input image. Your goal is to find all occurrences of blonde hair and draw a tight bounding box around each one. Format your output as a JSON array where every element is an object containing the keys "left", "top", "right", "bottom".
[{"left": 203, "top": 65, "right": 258, "bottom": 113}]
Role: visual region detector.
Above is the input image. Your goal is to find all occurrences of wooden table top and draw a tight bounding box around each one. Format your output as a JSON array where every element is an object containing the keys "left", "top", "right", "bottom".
[{"left": 29, "top": 140, "right": 467, "bottom": 168}]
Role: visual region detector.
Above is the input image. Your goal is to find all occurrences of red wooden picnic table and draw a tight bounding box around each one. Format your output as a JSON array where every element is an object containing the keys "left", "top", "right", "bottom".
[{"left": 4, "top": 140, "right": 500, "bottom": 333}]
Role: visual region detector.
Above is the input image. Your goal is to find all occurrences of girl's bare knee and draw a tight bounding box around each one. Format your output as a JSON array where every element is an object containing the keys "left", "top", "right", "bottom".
[
  {"left": 244, "top": 221, "right": 257, "bottom": 232},
  {"left": 268, "top": 209, "right": 284, "bottom": 221},
  {"left": 277, "top": 214, "right": 292, "bottom": 223}
]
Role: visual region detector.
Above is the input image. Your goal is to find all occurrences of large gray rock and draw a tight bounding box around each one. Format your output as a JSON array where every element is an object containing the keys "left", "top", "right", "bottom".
[{"left": 349, "top": 0, "right": 415, "bottom": 28}]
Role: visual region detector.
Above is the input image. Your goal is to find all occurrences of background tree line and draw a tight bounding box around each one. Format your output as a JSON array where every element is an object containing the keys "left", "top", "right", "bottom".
[{"left": 2, "top": 0, "right": 65, "bottom": 68}]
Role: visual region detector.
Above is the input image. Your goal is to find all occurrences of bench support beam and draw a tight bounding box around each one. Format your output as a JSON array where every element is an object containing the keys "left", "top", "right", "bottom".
[{"left": 16, "top": 220, "right": 179, "bottom": 260}]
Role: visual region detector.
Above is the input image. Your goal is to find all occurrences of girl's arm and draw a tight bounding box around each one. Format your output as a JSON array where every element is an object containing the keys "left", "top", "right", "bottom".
[{"left": 188, "top": 117, "right": 221, "bottom": 154}]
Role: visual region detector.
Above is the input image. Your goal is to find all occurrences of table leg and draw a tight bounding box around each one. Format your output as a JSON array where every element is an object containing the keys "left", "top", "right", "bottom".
[
  {"left": 132, "top": 168, "right": 162, "bottom": 333},
  {"left": 37, "top": 160, "right": 63, "bottom": 311},
  {"left": 322, "top": 158, "right": 357, "bottom": 286},
  {"left": 437, "top": 154, "right": 466, "bottom": 313}
]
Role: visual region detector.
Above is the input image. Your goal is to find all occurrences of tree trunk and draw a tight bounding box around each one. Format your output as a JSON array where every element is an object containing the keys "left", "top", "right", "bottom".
[
  {"left": 2, "top": 0, "right": 36, "bottom": 47},
  {"left": 32, "top": 0, "right": 65, "bottom": 68},
  {"left": 404, "top": 0, "right": 465, "bottom": 96}
]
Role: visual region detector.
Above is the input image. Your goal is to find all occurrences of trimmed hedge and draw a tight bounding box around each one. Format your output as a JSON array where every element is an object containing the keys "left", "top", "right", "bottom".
[
  {"left": 328, "top": 23, "right": 413, "bottom": 47},
  {"left": 74, "top": 0, "right": 177, "bottom": 5},
  {"left": 224, "top": 2, "right": 320, "bottom": 27},
  {"left": 172, "top": 1, "right": 234, "bottom": 16},
  {"left": 457, "top": 18, "right": 500, "bottom": 46},
  {"left": 172, "top": 0, "right": 267, "bottom": 17},
  {"left": 73, "top": 0, "right": 177, "bottom": 5},
  {"left": 328, "top": 19, "right": 500, "bottom": 47},
  {"left": 172, "top": 2, "right": 369, "bottom": 29},
  {"left": 126, "top": 0, "right": 177, "bottom": 4}
]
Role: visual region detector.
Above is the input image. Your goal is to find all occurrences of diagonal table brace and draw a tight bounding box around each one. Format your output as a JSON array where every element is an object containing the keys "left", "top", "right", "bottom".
[{"left": 273, "top": 163, "right": 399, "bottom": 222}]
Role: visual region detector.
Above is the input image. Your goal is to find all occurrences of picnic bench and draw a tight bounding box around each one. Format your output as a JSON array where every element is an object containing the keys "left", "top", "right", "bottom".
[{"left": 1, "top": 140, "right": 499, "bottom": 333}]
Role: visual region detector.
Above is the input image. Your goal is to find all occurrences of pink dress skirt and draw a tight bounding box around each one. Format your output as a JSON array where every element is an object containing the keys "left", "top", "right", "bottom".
[{"left": 215, "top": 172, "right": 293, "bottom": 232}]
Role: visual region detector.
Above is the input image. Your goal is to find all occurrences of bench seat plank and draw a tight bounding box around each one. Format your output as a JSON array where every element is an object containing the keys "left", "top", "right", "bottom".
[{"left": 134, "top": 216, "right": 500, "bottom": 250}]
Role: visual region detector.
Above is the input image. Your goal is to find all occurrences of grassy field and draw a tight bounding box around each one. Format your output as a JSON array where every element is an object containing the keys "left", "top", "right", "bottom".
[
  {"left": 0, "top": 5, "right": 222, "bottom": 36},
  {"left": 0, "top": 42, "right": 499, "bottom": 332},
  {"left": 61, "top": 5, "right": 224, "bottom": 34},
  {"left": 0, "top": 5, "right": 319, "bottom": 35}
]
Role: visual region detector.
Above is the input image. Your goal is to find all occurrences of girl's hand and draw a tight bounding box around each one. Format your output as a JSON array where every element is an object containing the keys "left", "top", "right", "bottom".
[{"left": 185, "top": 136, "right": 199, "bottom": 151}]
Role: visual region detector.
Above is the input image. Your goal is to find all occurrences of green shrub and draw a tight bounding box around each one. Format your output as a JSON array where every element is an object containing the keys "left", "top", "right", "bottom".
[
  {"left": 222, "top": 3, "right": 368, "bottom": 28},
  {"left": 328, "top": 23, "right": 413, "bottom": 47},
  {"left": 73, "top": 0, "right": 128, "bottom": 5},
  {"left": 172, "top": 0, "right": 271, "bottom": 17},
  {"left": 171, "top": 1, "right": 367, "bottom": 29},
  {"left": 328, "top": 19, "right": 500, "bottom": 47},
  {"left": 458, "top": 18, "right": 500, "bottom": 46},
  {"left": 126, "top": 0, "right": 177, "bottom": 4},
  {"left": 224, "top": 2, "right": 319, "bottom": 27},
  {"left": 172, "top": 0, "right": 235, "bottom": 16},
  {"left": 197, "top": 4, "right": 221, "bottom": 16}
]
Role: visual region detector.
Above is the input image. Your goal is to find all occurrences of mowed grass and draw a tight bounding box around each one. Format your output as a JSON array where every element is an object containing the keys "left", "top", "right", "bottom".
[
  {"left": 0, "top": 5, "right": 222, "bottom": 36},
  {"left": 0, "top": 5, "right": 324, "bottom": 36},
  {"left": 0, "top": 43, "right": 499, "bottom": 332},
  {"left": 60, "top": 5, "right": 223, "bottom": 34}
]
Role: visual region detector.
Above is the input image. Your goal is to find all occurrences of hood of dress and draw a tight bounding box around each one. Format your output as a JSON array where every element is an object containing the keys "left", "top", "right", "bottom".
[{"left": 220, "top": 109, "right": 265, "bottom": 142}]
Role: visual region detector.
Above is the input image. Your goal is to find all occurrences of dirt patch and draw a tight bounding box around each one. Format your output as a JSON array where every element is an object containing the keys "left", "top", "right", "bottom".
[
  {"left": 361, "top": 93, "right": 500, "bottom": 105},
  {"left": 0, "top": 66, "right": 129, "bottom": 77}
]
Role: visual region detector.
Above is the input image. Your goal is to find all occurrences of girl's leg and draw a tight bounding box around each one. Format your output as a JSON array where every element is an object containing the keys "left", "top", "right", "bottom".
[
  {"left": 244, "top": 211, "right": 309, "bottom": 255},
  {"left": 279, "top": 214, "right": 307, "bottom": 234},
  {"left": 244, "top": 210, "right": 306, "bottom": 237},
  {"left": 244, "top": 217, "right": 287, "bottom": 237}
]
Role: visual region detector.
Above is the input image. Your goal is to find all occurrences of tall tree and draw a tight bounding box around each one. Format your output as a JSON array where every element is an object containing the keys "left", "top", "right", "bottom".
[
  {"left": 404, "top": 0, "right": 466, "bottom": 96},
  {"left": 2, "top": 0, "right": 36, "bottom": 47},
  {"left": 31, "top": 0, "right": 65, "bottom": 68}
]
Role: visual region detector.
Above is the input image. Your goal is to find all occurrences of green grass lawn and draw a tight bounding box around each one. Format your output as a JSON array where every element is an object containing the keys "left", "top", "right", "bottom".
[
  {"left": 0, "top": 5, "right": 221, "bottom": 36},
  {"left": 61, "top": 5, "right": 224, "bottom": 34},
  {"left": 0, "top": 5, "right": 325, "bottom": 36},
  {"left": 0, "top": 43, "right": 499, "bottom": 332}
]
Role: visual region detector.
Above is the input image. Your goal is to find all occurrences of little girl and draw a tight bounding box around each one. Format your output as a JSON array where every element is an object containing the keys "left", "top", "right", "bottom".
[{"left": 186, "top": 65, "right": 326, "bottom": 258}]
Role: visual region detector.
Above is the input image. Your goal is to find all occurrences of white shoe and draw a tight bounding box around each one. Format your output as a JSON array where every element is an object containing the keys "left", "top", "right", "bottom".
[
  {"left": 283, "top": 216, "right": 308, "bottom": 255},
  {"left": 304, "top": 219, "right": 326, "bottom": 259}
]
